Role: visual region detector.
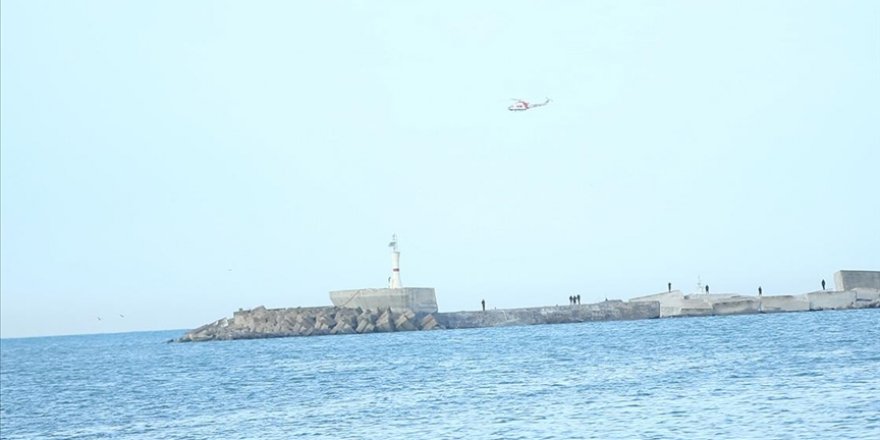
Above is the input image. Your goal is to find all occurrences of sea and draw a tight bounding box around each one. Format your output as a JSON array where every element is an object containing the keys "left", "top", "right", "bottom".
[{"left": 1, "top": 309, "right": 878, "bottom": 439}]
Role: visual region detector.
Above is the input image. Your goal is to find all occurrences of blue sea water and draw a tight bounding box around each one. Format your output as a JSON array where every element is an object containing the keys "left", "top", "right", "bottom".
[{"left": 1, "top": 309, "right": 878, "bottom": 439}]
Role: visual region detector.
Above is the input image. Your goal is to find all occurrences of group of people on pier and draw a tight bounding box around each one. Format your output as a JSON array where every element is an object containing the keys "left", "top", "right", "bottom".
[{"left": 483, "top": 278, "right": 832, "bottom": 313}]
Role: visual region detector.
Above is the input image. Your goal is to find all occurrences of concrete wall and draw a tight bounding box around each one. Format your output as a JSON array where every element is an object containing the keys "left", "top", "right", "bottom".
[
  {"left": 436, "top": 300, "right": 660, "bottom": 329},
  {"left": 759, "top": 295, "right": 810, "bottom": 313},
  {"left": 834, "top": 270, "right": 880, "bottom": 291},
  {"left": 630, "top": 289, "right": 872, "bottom": 316},
  {"left": 631, "top": 292, "right": 760, "bottom": 317},
  {"left": 807, "top": 290, "right": 856, "bottom": 310},
  {"left": 712, "top": 298, "right": 760, "bottom": 315},
  {"left": 629, "top": 292, "right": 702, "bottom": 317},
  {"left": 329, "top": 287, "right": 438, "bottom": 313},
  {"left": 855, "top": 289, "right": 880, "bottom": 302},
  {"left": 630, "top": 290, "right": 684, "bottom": 303}
]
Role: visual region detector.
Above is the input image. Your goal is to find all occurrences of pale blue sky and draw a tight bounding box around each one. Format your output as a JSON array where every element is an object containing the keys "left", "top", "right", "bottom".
[{"left": 2, "top": 1, "right": 878, "bottom": 338}]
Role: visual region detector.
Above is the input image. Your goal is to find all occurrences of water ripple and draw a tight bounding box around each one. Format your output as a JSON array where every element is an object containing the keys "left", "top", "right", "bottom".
[{"left": 2, "top": 309, "right": 879, "bottom": 439}]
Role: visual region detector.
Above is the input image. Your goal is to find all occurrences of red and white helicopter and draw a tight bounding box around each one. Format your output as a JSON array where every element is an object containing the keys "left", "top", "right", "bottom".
[{"left": 508, "top": 97, "right": 551, "bottom": 111}]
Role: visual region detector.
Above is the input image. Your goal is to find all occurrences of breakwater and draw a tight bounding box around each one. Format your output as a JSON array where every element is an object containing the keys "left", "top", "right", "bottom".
[
  {"left": 435, "top": 300, "right": 659, "bottom": 329},
  {"left": 177, "top": 300, "right": 660, "bottom": 342},
  {"left": 178, "top": 289, "right": 879, "bottom": 342},
  {"left": 178, "top": 306, "right": 443, "bottom": 342},
  {"left": 630, "top": 288, "right": 880, "bottom": 317}
]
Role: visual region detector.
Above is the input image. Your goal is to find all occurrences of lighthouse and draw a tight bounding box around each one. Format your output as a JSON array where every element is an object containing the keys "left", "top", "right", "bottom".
[
  {"left": 389, "top": 234, "right": 402, "bottom": 288},
  {"left": 328, "top": 234, "right": 438, "bottom": 313}
]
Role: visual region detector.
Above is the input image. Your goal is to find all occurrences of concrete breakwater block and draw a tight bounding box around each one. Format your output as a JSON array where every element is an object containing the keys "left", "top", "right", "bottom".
[
  {"left": 661, "top": 297, "right": 713, "bottom": 318},
  {"left": 854, "top": 289, "right": 880, "bottom": 306},
  {"left": 420, "top": 314, "right": 443, "bottom": 330},
  {"left": 374, "top": 310, "right": 396, "bottom": 332},
  {"left": 355, "top": 320, "right": 376, "bottom": 334},
  {"left": 759, "top": 295, "right": 810, "bottom": 313},
  {"left": 808, "top": 291, "right": 856, "bottom": 310},
  {"left": 434, "top": 301, "right": 660, "bottom": 329},
  {"left": 313, "top": 314, "right": 335, "bottom": 335},
  {"left": 330, "top": 320, "right": 356, "bottom": 335},
  {"left": 181, "top": 306, "right": 450, "bottom": 341},
  {"left": 712, "top": 298, "right": 760, "bottom": 315},
  {"left": 394, "top": 311, "right": 418, "bottom": 331},
  {"left": 630, "top": 292, "right": 719, "bottom": 318},
  {"left": 179, "top": 299, "right": 659, "bottom": 342}
]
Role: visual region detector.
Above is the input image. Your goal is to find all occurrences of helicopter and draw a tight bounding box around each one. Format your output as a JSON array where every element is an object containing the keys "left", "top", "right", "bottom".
[{"left": 508, "top": 97, "right": 551, "bottom": 111}]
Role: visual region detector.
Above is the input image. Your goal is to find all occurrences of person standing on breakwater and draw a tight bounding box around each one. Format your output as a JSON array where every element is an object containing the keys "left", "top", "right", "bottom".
[
  {"left": 481, "top": 299, "right": 485, "bottom": 311},
  {"left": 577, "top": 294, "right": 581, "bottom": 305},
  {"left": 705, "top": 285, "right": 710, "bottom": 293},
  {"left": 668, "top": 282, "right": 672, "bottom": 292},
  {"left": 822, "top": 279, "right": 826, "bottom": 290},
  {"left": 758, "top": 286, "right": 763, "bottom": 296}
]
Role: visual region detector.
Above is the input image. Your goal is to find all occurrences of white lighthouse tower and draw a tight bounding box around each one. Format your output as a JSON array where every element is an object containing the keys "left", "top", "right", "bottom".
[
  {"left": 388, "top": 233, "right": 402, "bottom": 288},
  {"left": 328, "top": 234, "right": 438, "bottom": 313}
]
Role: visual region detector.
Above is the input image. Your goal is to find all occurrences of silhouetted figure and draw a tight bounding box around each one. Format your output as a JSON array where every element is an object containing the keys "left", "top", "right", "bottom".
[
  {"left": 758, "top": 286, "right": 762, "bottom": 296},
  {"left": 577, "top": 294, "right": 581, "bottom": 305},
  {"left": 822, "top": 279, "right": 826, "bottom": 290},
  {"left": 705, "top": 285, "right": 710, "bottom": 293},
  {"left": 481, "top": 299, "right": 485, "bottom": 311},
  {"left": 668, "top": 282, "right": 672, "bottom": 292}
]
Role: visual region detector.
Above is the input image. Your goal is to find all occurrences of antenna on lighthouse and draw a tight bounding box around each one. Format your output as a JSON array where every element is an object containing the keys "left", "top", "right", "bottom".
[
  {"left": 389, "top": 233, "right": 402, "bottom": 288},
  {"left": 388, "top": 234, "right": 398, "bottom": 252}
]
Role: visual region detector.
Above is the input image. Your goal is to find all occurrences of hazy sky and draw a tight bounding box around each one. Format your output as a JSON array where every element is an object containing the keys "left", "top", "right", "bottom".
[{"left": 2, "top": 1, "right": 878, "bottom": 338}]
